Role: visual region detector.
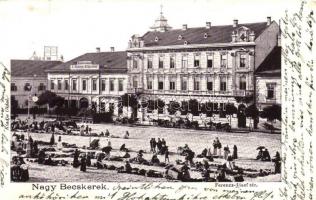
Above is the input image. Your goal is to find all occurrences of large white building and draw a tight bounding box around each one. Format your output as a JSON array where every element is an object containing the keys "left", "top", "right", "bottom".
[
  {"left": 127, "top": 11, "right": 280, "bottom": 116},
  {"left": 46, "top": 50, "right": 128, "bottom": 114}
]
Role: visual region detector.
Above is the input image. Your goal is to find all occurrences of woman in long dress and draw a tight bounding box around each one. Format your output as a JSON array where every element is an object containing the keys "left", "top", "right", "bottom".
[{"left": 57, "top": 136, "right": 63, "bottom": 150}]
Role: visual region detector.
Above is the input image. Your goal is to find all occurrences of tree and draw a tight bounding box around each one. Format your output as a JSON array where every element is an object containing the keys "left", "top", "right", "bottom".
[
  {"left": 36, "top": 90, "right": 57, "bottom": 106},
  {"left": 168, "top": 101, "right": 180, "bottom": 115},
  {"left": 188, "top": 99, "right": 200, "bottom": 117},
  {"left": 156, "top": 99, "right": 165, "bottom": 114},
  {"left": 245, "top": 104, "right": 259, "bottom": 129},
  {"left": 226, "top": 103, "right": 238, "bottom": 127},
  {"left": 50, "top": 132, "right": 55, "bottom": 145},
  {"left": 260, "top": 104, "right": 281, "bottom": 132},
  {"left": 36, "top": 91, "right": 65, "bottom": 117},
  {"left": 202, "top": 102, "right": 213, "bottom": 117}
]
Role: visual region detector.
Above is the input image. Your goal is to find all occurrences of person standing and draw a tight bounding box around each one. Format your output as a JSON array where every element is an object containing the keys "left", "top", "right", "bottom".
[
  {"left": 161, "top": 138, "right": 166, "bottom": 146},
  {"left": 213, "top": 139, "right": 217, "bottom": 155},
  {"left": 157, "top": 138, "right": 162, "bottom": 153},
  {"left": 215, "top": 137, "right": 222, "bottom": 157},
  {"left": 165, "top": 147, "right": 170, "bottom": 163},
  {"left": 80, "top": 154, "right": 87, "bottom": 172},
  {"left": 223, "top": 145, "right": 230, "bottom": 160},
  {"left": 233, "top": 145, "right": 238, "bottom": 159},
  {"left": 273, "top": 151, "right": 281, "bottom": 174},
  {"left": 152, "top": 138, "right": 157, "bottom": 153},
  {"left": 150, "top": 138, "right": 154, "bottom": 153},
  {"left": 73, "top": 149, "right": 80, "bottom": 168},
  {"left": 57, "top": 136, "right": 63, "bottom": 150},
  {"left": 86, "top": 154, "right": 91, "bottom": 167}
]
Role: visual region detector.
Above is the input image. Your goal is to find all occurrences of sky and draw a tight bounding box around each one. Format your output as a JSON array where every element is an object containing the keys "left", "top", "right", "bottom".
[{"left": 0, "top": 0, "right": 299, "bottom": 67}]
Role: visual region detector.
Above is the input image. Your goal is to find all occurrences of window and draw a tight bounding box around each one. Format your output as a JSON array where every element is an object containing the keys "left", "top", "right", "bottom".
[
  {"left": 72, "top": 79, "right": 77, "bottom": 91},
  {"left": 92, "top": 79, "right": 97, "bottom": 91},
  {"left": 64, "top": 80, "right": 69, "bottom": 90},
  {"left": 267, "top": 83, "right": 276, "bottom": 99},
  {"left": 11, "top": 83, "right": 17, "bottom": 91},
  {"left": 207, "top": 56, "right": 213, "bottom": 68},
  {"left": 119, "top": 79, "right": 124, "bottom": 91},
  {"left": 169, "top": 81, "right": 175, "bottom": 90},
  {"left": 57, "top": 80, "right": 62, "bottom": 90},
  {"left": 220, "top": 77, "right": 227, "bottom": 91},
  {"left": 240, "top": 54, "right": 246, "bottom": 68},
  {"left": 207, "top": 81, "right": 213, "bottom": 91},
  {"left": 194, "top": 79, "right": 200, "bottom": 91},
  {"left": 82, "top": 79, "right": 87, "bottom": 91},
  {"left": 159, "top": 57, "right": 164, "bottom": 68},
  {"left": 147, "top": 57, "right": 153, "bottom": 69},
  {"left": 181, "top": 56, "right": 188, "bottom": 68},
  {"left": 158, "top": 81, "right": 164, "bottom": 90},
  {"left": 221, "top": 54, "right": 227, "bottom": 68},
  {"left": 132, "top": 58, "right": 138, "bottom": 69},
  {"left": 132, "top": 77, "right": 138, "bottom": 88},
  {"left": 39, "top": 83, "right": 46, "bottom": 91},
  {"left": 50, "top": 81, "right": 54, "bottom": 90},
  {"left": 181, "top": 78, "right": 187, "bottom": 91},
  {"left": 239, "top": 76, "right": 247, "bottom": 90},
  {"left": 170, "top": 57, "right": 175, "bottom": 68},
  {"left": 110, "top": 79, "right": 114, "bottom": 91},
  {"left": 194, "top": 57, "right": 200, "bottom": 67},
  {"left": 147, "top": 78, "right": 152, "bottom": 90},
  {"left": 101, "top": 79, "right": 106, "bottom": 91}
]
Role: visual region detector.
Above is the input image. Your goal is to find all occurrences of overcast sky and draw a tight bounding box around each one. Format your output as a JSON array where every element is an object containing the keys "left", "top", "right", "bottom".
[{"left": 0, "top": 0, "right": 298, "bottom": 67}]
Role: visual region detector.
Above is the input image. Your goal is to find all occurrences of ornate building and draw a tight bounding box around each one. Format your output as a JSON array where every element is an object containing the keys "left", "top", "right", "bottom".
[
  {"left": 46, "top": 49, "right": 128, "bottom": 114},
  {"left": 127, "top": 12, "right": 280, "bottom": 114}
]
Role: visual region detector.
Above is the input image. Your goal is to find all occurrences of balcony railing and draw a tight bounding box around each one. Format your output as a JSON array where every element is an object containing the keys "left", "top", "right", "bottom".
[
  {"left": 233, "top": 90, "right": 254, "bottom": 96},
  {"left": 127, "top": 88, "right": 254, "bottom": 97},
  {"left": 127, "top": 88, "right": 144, "bottom": 94}
]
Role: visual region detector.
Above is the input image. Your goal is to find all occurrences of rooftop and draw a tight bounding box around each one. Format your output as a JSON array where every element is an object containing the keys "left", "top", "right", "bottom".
[
  {"left": 255, "top": 46, "right": 281, "bottom": 77},
  {"left": 47, "top": 51, "right": 127, "bottom": 73},
  {"left": 11, "top": 60, "right": 62, "bottom": 77},
  {"left": 141, "top": 21, "right": 271, "bottom": 47}
]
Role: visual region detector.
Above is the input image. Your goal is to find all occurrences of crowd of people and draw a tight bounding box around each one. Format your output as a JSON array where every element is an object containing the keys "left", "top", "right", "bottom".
[{"left": 11, "top": 118, "right": 281, "bottom": 182}]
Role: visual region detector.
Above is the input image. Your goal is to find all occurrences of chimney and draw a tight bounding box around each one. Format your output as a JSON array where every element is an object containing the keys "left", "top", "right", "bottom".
[
  {"left": 267, "top": 16, "right": 271, "bottom": 26},
  {"left": 206, "top": 22, "right": 211, "bottom": 29},
  {"left": 110, "top": 47, "right": 115, "bottom": 52},
  {"left": 182, "top": 24, "right": 188, "bottom": 30},
  {"left": 233, "top": 19, "right": 238, "bottom": 28},
  {"left": 96, "top": 47, "right": 101, "bottom": 53}
]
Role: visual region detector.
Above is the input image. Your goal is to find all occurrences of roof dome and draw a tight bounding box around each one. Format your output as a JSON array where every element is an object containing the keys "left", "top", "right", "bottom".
[{"left": 150, "top": 5, "right": 172, "bottom": 32}]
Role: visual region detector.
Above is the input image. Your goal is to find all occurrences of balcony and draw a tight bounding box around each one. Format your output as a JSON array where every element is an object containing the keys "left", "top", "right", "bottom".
[
  {"left": 127, "top": 88, "right": 144, "bottom": 94},
  {"left": 139, "top": 89, "right": 234, "bottom": 96},
  {"left": 233, "top": 90, "right": 254, "bottom": 96}
]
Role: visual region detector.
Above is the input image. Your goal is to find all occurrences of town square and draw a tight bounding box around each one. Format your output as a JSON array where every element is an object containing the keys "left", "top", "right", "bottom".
[{"left": 9, "top": 1, "right": 282, "bottom": 182}]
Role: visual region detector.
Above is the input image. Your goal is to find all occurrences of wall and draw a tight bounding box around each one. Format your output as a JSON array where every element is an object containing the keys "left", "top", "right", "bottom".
[{"left": 11, "top": 76, "right": 47, "bottom": 108}]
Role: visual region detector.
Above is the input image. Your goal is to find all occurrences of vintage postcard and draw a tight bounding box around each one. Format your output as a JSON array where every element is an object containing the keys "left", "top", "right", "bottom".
[{"left": 0, "top": 0, "right": 315, "bottom": 199}]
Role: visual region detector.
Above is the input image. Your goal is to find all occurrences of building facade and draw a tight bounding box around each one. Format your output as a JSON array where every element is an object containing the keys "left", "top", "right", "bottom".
[
  {"left": 255, "top": 46, "right": 281, "bottom": 110},
  {"left": 11, "top": 60, "right": 62, "bottom": 109},
  {"left": 46, "top": 50, "right": 128, "bottom": 114},
  {"left": 127, "top": 12, "right": 279, "bottom": 115}
]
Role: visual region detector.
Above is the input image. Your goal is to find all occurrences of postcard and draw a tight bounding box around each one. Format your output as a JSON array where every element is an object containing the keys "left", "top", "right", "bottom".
[{"left": 0, "top": 0, "right": 315, "bottom": 199}]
